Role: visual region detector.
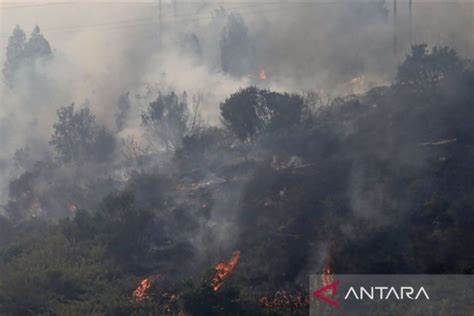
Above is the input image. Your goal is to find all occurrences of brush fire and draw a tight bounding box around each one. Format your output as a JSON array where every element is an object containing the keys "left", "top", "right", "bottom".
[
  {"left": 322, "top": 264, "right": 334, "bottom": 287},
  {"left": 256, "top": 265, "right": 334, "bottom": 312},
  {"left": 259, "top": 68, "right": 267, "bottom": 81},
  {"left": 211, "top": 250, "right": 241, "bottom": 292},
  {"left": 132, "top": 274, "right": 161, "bottom": 303}
]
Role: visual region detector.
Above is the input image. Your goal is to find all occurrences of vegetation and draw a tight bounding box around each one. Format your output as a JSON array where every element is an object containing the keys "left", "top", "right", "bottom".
[
  {"left": 2, "top": 25, "right": 51, "bottom": 86},
  {"left": 1, "top": 43, "right": 473, "bottom": 315}
]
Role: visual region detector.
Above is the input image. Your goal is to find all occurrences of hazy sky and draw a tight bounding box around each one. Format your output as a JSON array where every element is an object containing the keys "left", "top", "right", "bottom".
[{"left": 1, "top": 1, "right": 473, "bottom": 62}]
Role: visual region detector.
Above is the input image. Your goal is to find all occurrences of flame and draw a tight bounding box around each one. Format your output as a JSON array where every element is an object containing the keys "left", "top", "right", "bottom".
[
  {"left": 259, "top": 69, "right": 267, "bottom": 81},
  {"left": 211, "top": 250, "right": 241, "bottom": 292},
  {"left": 321, "top": 264, "right": 334, "bottom": 287},
  {"left": 132, "top": 274, "right": 160, "bottom": 303}
]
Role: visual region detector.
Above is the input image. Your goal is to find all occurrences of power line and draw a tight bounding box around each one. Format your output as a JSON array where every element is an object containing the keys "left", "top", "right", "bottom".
[
  {"left": 0, "top": 2, "right": 152, "bottom": 10},
  {"left": 0, "top": 2, "right": 317, "bottom": 38},
  {"left": 1, "top": 2, "right": 80, "bottom": 10},
  {"left": 82, "top": 2, "right": 326, "bottom": 44}
]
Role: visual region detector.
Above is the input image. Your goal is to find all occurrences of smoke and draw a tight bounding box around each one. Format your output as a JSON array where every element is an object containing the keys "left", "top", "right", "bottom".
[{"left": 0, "top": 0, "right": 473, "bottom": 261}]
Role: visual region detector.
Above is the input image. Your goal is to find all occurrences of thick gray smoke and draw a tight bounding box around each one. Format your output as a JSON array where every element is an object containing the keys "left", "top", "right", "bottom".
[{"left": 0, "top": 0, "right": 473, "bottom": 207}]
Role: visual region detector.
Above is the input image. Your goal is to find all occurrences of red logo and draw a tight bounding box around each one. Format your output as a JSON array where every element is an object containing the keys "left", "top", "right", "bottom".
[{"left": 312, "top": 280, "right": 341, "bottom": 309}]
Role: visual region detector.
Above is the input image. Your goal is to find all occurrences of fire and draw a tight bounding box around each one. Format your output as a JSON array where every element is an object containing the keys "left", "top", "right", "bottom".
[
  {"left": 132, "top": 274, "right": 160, "bottom": 303},
  {"left": 259, "top": 69, "right": 267, "bottom": 81},
  {"left": 211, "top": 250, "right": 241, "bottom": 292},
  {"left": 321, "top": 264, "right": 334, "bottom": 287}
]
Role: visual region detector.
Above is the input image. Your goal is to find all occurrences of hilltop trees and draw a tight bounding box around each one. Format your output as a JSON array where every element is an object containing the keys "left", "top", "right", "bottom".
[
  {"left": 2, "top": 25, "right": 52, "bottom": 86},
  {"left": 2, "top": 25, "right": 26, "bottom": 85},
  {"left": 22, "top": 25, "right": 52, "bottom": 60},
  {"left": 220, "top": 13, "right": 255, "bottom": 77},
  {"left": 396, "top": 44, "right": 464, "bottom": 89}
]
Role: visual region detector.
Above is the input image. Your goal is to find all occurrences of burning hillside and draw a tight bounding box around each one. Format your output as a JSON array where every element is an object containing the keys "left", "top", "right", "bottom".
[
  {"left": 211, "top": 250, "right": 241, "bottom": 292},
  {"left": 132, "top": 275, "right": 161, "bottom": 303},
  {"left": 1, "top": 1, "right": 473, "bottom": 314}
]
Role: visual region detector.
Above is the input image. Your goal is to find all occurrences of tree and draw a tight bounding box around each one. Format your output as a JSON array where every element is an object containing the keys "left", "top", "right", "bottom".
[
  {"left": 174, "top": 127, "right": 231, "bottom": 174},
  {"left": 220, "top": 13, "right": 255, "bottom": 77},
  {"left": 396, "top": 44, "right": 463, "bottom": 89},
  {"left": 23, "top": 25, "right": 52, "bottom": 60},
  {"left": 181, "top": 32, "right": 202, "bottom": 61},
  {"left": 2, "top": 25, "right": 52, "bottom": 86},
  {"left": 142, "top": 92, "right": 201, "bottom": 152},
  {"left": 115, "top": 92, "right": 131, "bottom": 131},
  {"left": 50, "top": 103, "right": 115, "bottom": 163},
  {"left": 2, "top": 25, "right": 26, "bottom": 85},
  {"left": 220, "top": 87, "right": 304, "bottom": 143}
]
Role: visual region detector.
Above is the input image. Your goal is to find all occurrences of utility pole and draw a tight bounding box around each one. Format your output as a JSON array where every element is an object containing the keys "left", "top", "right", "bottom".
[
  {"left": 393, "top": 0, "right": 398, "bottom": 54},
  {"left": 174, "top": 0, "right": 177, "bottom": 30},
  {"left": 409, "top": 0, "right": 413, "bottom": 44},
  {"left": 472, "top": 0, "right": 474, "bottom": 56},
  {"left": 159, "top": 0, "right": 162, "bottom": 48}
]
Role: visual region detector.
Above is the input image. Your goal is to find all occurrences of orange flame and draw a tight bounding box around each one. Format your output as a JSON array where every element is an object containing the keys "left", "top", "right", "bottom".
[
  {"left": 132, "top": 274, "right": 160, "bottom": 303},
  {"left": 321, "top": 264, "right": 334, "bottom": 287},
  {"left": 259, "top": 69, "right": 267, "bottom": 81},
  {"left": 211, "top": 250, "right": 241, "bottom": 292}
]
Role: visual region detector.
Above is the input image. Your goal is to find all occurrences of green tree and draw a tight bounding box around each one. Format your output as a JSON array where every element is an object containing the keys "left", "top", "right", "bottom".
[
  {"left": 2, "top": 25, "right": 52, "bottom": 86},
  {"left": 396, "top": 44, "right": 463, "bottom": 89},
  {"left": 50, "top": 103, "right": 116, "bottom": 163},
  {"left": 2, "top": 25, "right": 26, "bottom": 85},
  {"left": 220, "top": 13, "right": 255, "bottom": 77},
  {"left": 220, "top": 87, "right": 304, "bottom": 143},
  {"left": 23, "top": 25, "right": 51, "bottom": 60}
]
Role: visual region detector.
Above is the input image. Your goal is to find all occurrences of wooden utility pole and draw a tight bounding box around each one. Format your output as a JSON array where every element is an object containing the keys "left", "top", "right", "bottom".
[
  {"left": 159, "top": 0, "right": 162, "bottom": 48},
  {"left": 409, "top": 0, "right": 413, "bottom": 44},
  {"left": 472, "top": 0, "right": 474, "bottom": 56},
  {"left": 174, "top": 0, "right": 178, "bottom": 30},
  {"left": 393, "top": 0, "right": 398, "bottom": 54}
]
